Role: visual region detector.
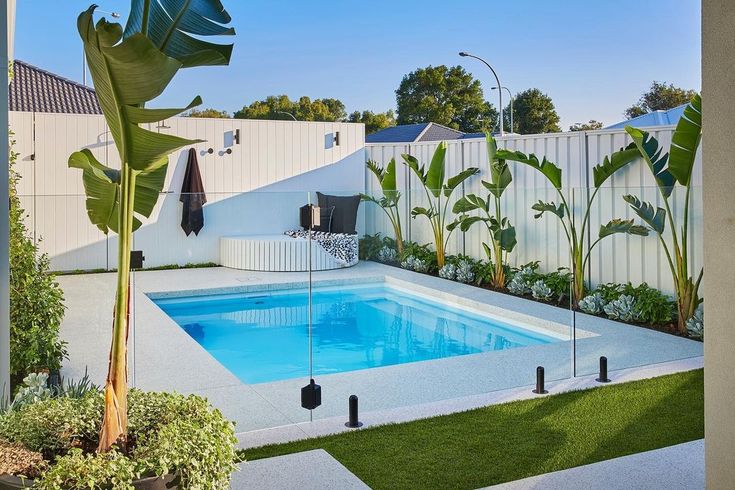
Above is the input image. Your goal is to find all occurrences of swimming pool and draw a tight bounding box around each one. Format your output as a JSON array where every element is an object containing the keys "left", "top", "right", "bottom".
[{"left": 152, "top": 282, "right": 560, "bottom": 383}]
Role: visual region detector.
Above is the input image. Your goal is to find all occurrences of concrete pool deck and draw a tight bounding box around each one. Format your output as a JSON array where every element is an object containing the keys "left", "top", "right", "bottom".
[{"left": 57, "top": 262, "right": 703, "bottom": 442}]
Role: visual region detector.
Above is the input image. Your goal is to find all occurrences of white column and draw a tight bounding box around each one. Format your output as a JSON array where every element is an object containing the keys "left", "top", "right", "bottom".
[
  {"left": 703, "top": 0, "right": 735, "bottom": 487},
  {"left": 0, "top": 0, "right": 10, "bottom": 397}
]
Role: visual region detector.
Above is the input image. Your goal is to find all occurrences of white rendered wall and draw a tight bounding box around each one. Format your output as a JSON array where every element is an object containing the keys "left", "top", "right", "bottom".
[{"left": 9, "top": 113, "right": 365, "bottom": 270}]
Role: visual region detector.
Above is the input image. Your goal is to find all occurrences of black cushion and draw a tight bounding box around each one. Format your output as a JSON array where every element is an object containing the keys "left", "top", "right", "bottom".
[
  {"left": 316, "top": 193, "right": 361, "bottom": 234},
  {"left": 312, "top": 206, "right": 335, "bottom": 232}
]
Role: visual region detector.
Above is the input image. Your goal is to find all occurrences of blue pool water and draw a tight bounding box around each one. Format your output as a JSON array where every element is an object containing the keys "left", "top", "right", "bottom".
[{"left": 153, "top": 283, "right": 558, "bottom": 384}]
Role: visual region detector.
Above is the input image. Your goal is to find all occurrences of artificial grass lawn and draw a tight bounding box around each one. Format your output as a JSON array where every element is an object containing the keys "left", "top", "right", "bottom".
[{"left": 240, "top": 369, "right": 704, "bottom": 489}]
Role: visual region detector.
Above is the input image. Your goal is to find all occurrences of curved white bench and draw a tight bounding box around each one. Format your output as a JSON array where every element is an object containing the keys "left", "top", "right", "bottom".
[{"left": 220, "top": 234, "right": 358, "bottom": 272}]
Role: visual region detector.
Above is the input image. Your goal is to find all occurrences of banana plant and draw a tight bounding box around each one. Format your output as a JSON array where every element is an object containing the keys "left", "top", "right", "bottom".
[
  {"left": 623, "top": 94, "right": 702, "bottom": 334},
  {"left": 69, "top": 2, "right": 234, "bottom": 452},
  {"left": 449, "top": 134, "right": 516, "bottom": 288},
  {"left": 363, "top": 159, "right": 404, "bottom": 254},
  {"left": 401, "top": 142, "right": 479, "bottom": 268},
  {"left": 496, "top": 143, "right": 647, "bottom": 305}
]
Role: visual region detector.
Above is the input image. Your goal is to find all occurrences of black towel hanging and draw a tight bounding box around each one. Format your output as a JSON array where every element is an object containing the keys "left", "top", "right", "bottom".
[{"left": 180, "top": 148, "right": 207, "bottom": 236}]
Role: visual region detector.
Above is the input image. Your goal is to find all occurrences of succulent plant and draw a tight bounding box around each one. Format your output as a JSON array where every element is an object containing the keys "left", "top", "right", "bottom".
[
  {"left": 12, "top": 372, "right": 53, "bottom": 409},
  {"left": 401, "top": 255, "right": 428, "bottom": 273},
  {"left": 531, "top": 280, "right": 553, "bottom": 301},
  {"left": 507, "top": 267, "right": 534, "bottom": 295},
  {"left": 455, "top": 260, "right": 475, "bottom": 284},
  {"left": 439, "top": 263, "right": 457, "bottom": 280},
  {"left": 603, "top": 294, "right": 640, "bottom": 322},
  {"left": 686, "top": 305, "right": 703, "bottom": 339},
  {"left": 377, "top": 246, "right": 398, "bottom": 263},
  {"left": 579, "top": 292, "right": 607, "bottom": 315}
]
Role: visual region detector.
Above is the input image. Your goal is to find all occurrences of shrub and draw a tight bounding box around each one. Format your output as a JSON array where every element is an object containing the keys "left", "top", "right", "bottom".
[
  {"left": 589, "top": 282, "right": 674, "bottom": 325},
  {"left": 0, "top": 390, "right": 237, "bottom": 489},
  {"left": 377, "top": 246, "right": 398, "bottom": 263},
  {"left": 542, "top": 268, "right": 572, "bottom": 302},
  {"left": 8, "top": 131, "right": 67, "bottom": 383},
  {"left": 686, "top": 305, "right": 703, "bottom": 339},
  {"left": 603, "top": 295, "right": 640, "bottom": 322},
  {"left": 531, "top": 280, "right": 553, "bottom": 301},
  {"left": 579, "top": 292, "right": 606, "bottom": 315}
]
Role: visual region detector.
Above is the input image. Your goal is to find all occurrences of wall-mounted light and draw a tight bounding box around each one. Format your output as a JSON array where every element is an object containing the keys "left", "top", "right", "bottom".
[
  {"left": 334, "top": 131, "right": 340, "bottom": 146},
  {"left": 234, "top": 129, "right": 240, "bottom": 145}
]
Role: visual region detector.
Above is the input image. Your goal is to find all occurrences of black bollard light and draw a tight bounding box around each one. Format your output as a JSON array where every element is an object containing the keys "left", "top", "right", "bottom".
[
  {"left": 345, "top": 395, "right": 363, "bottom": 428},
  {"left": 596, "top": 356, "right": 611, "bottom": 383},
  {"left": 532, "top": 366, "right": 548, "bottom": 394}
]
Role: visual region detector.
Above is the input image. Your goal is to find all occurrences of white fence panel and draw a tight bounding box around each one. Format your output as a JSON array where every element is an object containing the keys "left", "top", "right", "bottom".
[{"left": 366, "top": 125, "right": 703, "bottom": 295}]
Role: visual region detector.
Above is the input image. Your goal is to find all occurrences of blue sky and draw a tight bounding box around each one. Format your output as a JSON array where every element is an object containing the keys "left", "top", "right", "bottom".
[{"left": 15, "top": 0, "right": 701, "bottom": 129}]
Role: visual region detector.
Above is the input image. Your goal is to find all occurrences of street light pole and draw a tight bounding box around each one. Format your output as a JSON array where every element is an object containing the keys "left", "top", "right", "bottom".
[
  {"left": 492, "top": 86, "right": 514, "bottom": 134},
  {"left": 459, "top": 51, "right": 504, "bottom": 136},
  {"left": 275, "top": 111, "right": 297, "bottom": 121}
]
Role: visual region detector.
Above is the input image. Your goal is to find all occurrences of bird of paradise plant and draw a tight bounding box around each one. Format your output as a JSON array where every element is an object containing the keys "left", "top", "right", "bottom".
[
  {"left": 496, "top": 143, "right": 647, "bottom": 306},
  {"left": 401, "top": 142, "right": 479, "bottom": 268},
  {"left": 69, "top": 1, "right": 234, "bottom": 452},
  {"left": 449, "top": 133, "right": 516, "bottom": 288},
  {"left": 623, "top": 94, "right": 702, "bottom": 334},
  {"left": 363, "top": 158, "right": 404, "bottom": 254}
]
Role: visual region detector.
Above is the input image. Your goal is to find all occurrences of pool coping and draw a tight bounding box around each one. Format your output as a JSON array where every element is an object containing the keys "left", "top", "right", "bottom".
[{"left": 57, "top": 262, "right": 704, "bottom": 438}]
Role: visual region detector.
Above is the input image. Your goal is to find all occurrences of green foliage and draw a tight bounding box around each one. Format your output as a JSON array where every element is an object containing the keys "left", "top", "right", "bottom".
[
  {"left": 359, "top": 234, "right": 396, "bottom": 261},
  {"left": 587, "top": 282, "right": 675, "bottom": 325},
  {"left": 364, "top": 159, "right": 404, "bottom": 253},
  {"left": 401, "top": 143, "right": 479, "bottom": 267},
  {"left": 234, "top": 95, "right": 346, "bottom": 121},
  {"left": 625, "top": 81, "right": 698, "bottom": 120},
  {"left": 37, "top": 449, "right": 138, "bottom": 490},
  {"left": 348, "top": 110, "right": 396, "bottom": 134},
  {"left": 184, "top": 108, "right": 230, "bottom": 118},
  {"left": 8, "top": 132, "right": 67, "bottom": 382},
  {"left": 0, "top": 391, "right": 237, "bottom": 489},
  {"left": 395, "top": 65, "right": 498, "bottom": 132},
  {"left": 624, "top": 94, "right": 703, "bottom": 332},
  {"left": 569, "top": 120, "right": 603, "bottom": 131},
  {"left": 509, "top": 88, "right": 561, "bottom": 134}
]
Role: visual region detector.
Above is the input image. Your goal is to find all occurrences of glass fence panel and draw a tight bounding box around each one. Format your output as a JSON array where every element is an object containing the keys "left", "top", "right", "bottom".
[{"left": 572, "top": 185, "right": 704, "bottom": 379}]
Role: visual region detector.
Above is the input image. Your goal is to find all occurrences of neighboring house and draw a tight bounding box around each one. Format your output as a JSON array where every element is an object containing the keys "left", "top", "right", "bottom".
[
  {"left": 605, "top": 104, "right": 686, "bottom": 130},
  {"left": 9, "top": 59, "right": 101, "bottom": 114},
  {"left": 366, "top": 122, "right": 476, "bottom": 143},
  {"left": 366, "top": 122, "right": 512, "bottom": 143}
]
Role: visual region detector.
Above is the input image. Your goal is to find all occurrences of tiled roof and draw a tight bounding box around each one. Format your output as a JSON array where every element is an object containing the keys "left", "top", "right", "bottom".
[
  {"left": 366, "top": 123, "right": 429, "bottom": 143},
  {"left": 9, "top": 59, "right": 102, "bottom": 115},
  {"left": 417, "top": 123, "right": 464, "bottom": 142},
  {"left": 366, "top": 122, "right": 467, "bottom": 143}
]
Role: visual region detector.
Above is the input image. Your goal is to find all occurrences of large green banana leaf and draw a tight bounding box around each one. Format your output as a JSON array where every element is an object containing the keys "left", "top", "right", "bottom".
[
  {"left": 591, "top": 143, "right": 640, "bottom": 188},
  {"left": 624, "top": 126, "right": 676, "bottom": 197},
  {"left": 125, "top": 0, "right": 235, "bottom": 68},
  {"left": 668, "top": 94, "right": 702, "bottom": 186},
  {"left": 623, "top": 195, "right": 666, "bottom": 235},
  {"left": 78, "top": 7, "right": 202, "bottom": 171},
  {"left": 69, "top": 149, "right": 167, "bottom": 234},
  {"left": 496, "top": 149, "right": 563, "bottom": 189},
  {"left": 598, "top": 219, "right": 649, "bottom": 239},
  {"left": 483, "top": 134, "right": 513, "bottom": 199},
  {"left": 426, "top": 142, "right": 447, "bottom": 197}
]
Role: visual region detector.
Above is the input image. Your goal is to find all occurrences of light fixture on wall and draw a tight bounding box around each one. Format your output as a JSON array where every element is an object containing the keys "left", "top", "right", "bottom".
[{"left": 334, "top": 131, "right": 340, "bottom": 146}]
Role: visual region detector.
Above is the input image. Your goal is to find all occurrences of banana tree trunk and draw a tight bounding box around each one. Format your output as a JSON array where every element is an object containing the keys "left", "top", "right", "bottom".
[
  {"left": 392, "top": 216, "right": 404, "bottom": 255},
  {"left": 491, "top": 241, "right": 506, "bottom": 288},
  {"left": 98, "top": 168, "right": 136, "bottom": 452},
  {"left": 572, "top": 253, "right": 585, "bottom": 308},
  {"left": 676, "top": 277, "right": 697, "bottom": 334}
]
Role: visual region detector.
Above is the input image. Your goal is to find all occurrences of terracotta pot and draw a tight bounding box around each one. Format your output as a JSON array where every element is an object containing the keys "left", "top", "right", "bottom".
[{"left": 0, "top": 473, "right": 178, "bottom": 489}]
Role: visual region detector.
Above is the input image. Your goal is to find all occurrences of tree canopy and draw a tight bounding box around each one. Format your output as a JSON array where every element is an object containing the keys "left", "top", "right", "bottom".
[
  {"left": 395, "top": 65, "right": 497, "bottom": 133},
  {"left": 624, "top": 81, "right": 697, "bottom": 119},
  {"left": 348, "top": 110, "right": 396, "bottom": 134},
  {"left": 234, "top": 95, "right": 347, "bottom": 121},
  {"left": 569, "top": 120, "right": 603, "bottom": 131},
  {"left": 510, "top": 88, "right": 561, "bottom": 134},
  {"left": 185, "top": 108, "right": 230, "bottom": 118}
]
